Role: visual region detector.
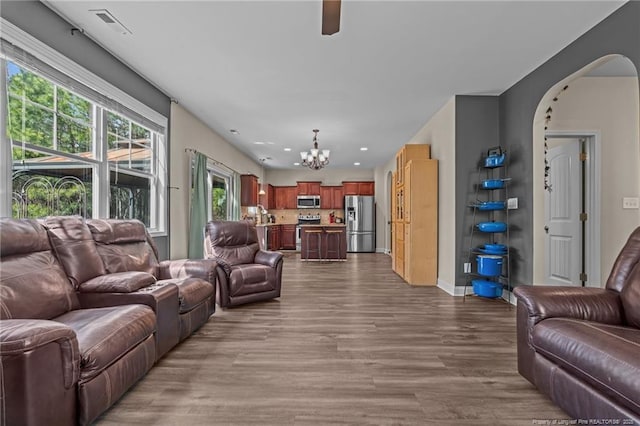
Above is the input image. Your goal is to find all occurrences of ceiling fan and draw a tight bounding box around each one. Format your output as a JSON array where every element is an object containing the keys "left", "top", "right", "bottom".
[{"left": 322, "top": 0, "right": 341, "bottom": 35}]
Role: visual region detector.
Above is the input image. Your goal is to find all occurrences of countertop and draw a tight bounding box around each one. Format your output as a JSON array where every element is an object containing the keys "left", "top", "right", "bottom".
[
  {"left": 256, "top": 223, "right": 296, "bottom": 227},
  {"left": 257, "top": 223, "right": 346, "bottom": 227},
  {"left": 299, "top": 224, "right": 347, "bottom": 228}
]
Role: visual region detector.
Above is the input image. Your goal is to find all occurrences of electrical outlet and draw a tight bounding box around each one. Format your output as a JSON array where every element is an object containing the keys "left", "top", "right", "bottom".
[
  {"left": 463, "top": 262, "right": 471, "bottom": 273},
  {"left": 507, "top": 197, "right": 518, "bottom": 210},
  {"left": 622, "top": 197, "right": 639, "bottom": 209}
]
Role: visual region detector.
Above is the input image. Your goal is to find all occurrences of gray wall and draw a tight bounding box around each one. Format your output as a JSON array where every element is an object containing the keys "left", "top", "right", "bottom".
[
  {"left": 455, "top": 96, "right": 500, "bottom": 286},
  {"left": 2, "top": 0, "right": 171, "bottom": 259},
  {"left": 498, "top": 1, "right": 640, "bottom": 286}
]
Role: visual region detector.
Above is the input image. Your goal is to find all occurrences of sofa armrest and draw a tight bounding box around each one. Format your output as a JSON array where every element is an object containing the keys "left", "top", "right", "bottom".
[
  {"left": 514, "top": 285, "right": 624, "bottom": 326},
  {"left": 157, "top": 258, "right": 217, "bottom": 284},
  {"left": 0, "top": 319, "right": 79, "bottom": 389},
  {"left": 254, "top": 250, "right": 283, "bottom": 269},
  {"left": 79, "top": 271, "right": 156, "bottom": 293}
]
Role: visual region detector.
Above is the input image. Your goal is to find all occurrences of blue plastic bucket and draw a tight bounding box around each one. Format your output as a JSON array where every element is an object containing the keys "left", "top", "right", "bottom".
[{"left": 476, "top": 255, "right": 503, "bottom": 276}]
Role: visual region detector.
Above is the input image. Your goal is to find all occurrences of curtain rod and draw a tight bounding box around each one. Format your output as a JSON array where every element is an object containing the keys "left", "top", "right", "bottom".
[{"left": 184, "top": 148, "right": 239, "bottom": 174}]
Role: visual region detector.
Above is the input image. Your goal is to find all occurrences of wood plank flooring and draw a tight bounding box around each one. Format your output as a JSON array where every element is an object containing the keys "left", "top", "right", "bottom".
[{"left": 96, "top": 253, "right": 567, "bottom": 425}]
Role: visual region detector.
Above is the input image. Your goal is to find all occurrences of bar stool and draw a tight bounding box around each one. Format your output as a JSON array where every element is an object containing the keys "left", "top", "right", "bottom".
[
  {"left": 304, "top": 228, "right": 323, "bottom": 261},
  {"left": 325, "top": 229, "right": 343, "bottom": 260}
]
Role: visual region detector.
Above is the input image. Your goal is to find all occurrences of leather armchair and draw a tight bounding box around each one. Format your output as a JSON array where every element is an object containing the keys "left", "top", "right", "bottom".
[
  {"left": 514, "top": 226, "right": 640, "bottom": 422},
  {"left": 204, "top": 220, "right": 283, "bottom": 307}
]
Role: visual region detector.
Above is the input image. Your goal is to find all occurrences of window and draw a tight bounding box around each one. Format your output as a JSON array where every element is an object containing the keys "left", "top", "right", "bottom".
[
  {"left": 1, "top": 35, "right": 167, "bottom": 233},
  {"left": 210, "top": 173, "right": 229, "bottom": 220}
]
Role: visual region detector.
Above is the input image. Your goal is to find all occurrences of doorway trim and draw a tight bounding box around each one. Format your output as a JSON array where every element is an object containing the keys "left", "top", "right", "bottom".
[{"left": 545, "top": 130, "right": 601, "bottom": 287}]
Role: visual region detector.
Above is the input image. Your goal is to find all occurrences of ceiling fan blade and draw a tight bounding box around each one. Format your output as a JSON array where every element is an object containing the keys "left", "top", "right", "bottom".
[{"left": 322, "top": 0, "right": 341, "bottom": 35}]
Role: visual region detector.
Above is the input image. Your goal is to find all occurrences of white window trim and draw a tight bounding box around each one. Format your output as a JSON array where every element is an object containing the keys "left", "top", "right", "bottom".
[{"left": 1, "top": 18, "right": 168, "bottom": 235}]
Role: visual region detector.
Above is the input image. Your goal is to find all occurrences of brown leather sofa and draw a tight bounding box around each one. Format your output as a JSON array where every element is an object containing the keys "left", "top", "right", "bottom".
[
  {"left": 204, "top": 220, "right": 283, "bottom": 307},
  {"left": 44, "top": 216, "right": 216, "bottom": 358},
  {"left": 514, "top": 226, "right": 640, "bottom": 423},
  {"left": 0, "top": 218, "right": 156, "bottom": 426},
  {"left": 0, "top": 216, "right": 218, "bottom": 425}
]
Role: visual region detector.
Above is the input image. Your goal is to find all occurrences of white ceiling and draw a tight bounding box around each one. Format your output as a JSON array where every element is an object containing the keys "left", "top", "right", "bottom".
[{"left": 44, "top": 1, "right": 626, "bottom": 169}]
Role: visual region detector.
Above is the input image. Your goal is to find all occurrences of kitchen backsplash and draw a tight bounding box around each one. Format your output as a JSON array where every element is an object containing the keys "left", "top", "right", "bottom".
[{"left": 241, "top": 207, "right": 344, "bottom": 225}]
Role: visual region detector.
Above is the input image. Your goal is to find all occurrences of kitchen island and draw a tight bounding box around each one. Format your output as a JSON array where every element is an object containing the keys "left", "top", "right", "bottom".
[{"left": 300, "top": 224, "right": 347, "bottom": 261}]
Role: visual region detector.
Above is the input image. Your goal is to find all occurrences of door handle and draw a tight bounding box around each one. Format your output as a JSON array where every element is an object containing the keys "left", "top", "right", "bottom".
[{"left": 544, "top": 226, "right": 549, "bottom": 234}]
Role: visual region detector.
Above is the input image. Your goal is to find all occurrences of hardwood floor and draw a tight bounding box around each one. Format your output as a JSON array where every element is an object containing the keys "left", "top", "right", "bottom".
[{"left": 96, "top": 253, "right": 566, "bottom": 425}]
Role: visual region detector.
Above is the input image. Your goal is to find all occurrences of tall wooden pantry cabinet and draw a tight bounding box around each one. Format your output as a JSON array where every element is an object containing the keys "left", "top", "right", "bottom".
[{"left": 392, "top": 144, "right": 438, "bottom": 285}]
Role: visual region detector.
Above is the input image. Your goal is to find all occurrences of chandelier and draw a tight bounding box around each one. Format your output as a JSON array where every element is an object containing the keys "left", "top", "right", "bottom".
[{"left": 300, "top": 129, "right": 330, "bottom": 170}]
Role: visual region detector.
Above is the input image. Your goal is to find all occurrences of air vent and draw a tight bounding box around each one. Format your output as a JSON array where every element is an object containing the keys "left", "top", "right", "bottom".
[{"left": 90, "top": 9, "right": 132, "bottom": 35}]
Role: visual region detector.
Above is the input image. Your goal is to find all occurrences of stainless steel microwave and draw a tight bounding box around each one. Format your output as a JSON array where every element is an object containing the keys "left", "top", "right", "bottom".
[{"left": 297, "top": 195, "right": 320, "bottom": 209}]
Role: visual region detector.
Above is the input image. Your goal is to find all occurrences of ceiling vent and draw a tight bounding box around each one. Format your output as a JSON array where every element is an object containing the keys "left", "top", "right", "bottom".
[{"left": 90, "top": 9, "right": 132, "bottom": 35}]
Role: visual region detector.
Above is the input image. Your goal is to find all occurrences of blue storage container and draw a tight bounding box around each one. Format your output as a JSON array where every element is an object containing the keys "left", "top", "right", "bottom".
[
  {"left": 476, "top": 222, "right": 507, "bottom": 233},
  {"left": 472, "top": 280, "right": 503, "bottom": 298},
  {"left": 477, "top": 201, "right": 506, "bottom": 211},
  {"left": 482, "top": 179, "right": 505, "bottom": 189}
]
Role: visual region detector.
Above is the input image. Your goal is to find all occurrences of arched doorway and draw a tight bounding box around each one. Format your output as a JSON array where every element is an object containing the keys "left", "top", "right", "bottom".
[{"left": 532, "top": 55, "right": 639, "bottom": 287}]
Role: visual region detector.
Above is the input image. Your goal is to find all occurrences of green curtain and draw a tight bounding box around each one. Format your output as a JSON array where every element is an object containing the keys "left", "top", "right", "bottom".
[
  {"left": 231, "top": 172, "right": 241, "bottom": 220},
  {"left": 188, "top": 152, "right": 208, "bottom": 258}
]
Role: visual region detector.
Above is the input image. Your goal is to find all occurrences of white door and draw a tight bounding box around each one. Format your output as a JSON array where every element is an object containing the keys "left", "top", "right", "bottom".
[{"left": 544, "top": 139, "right": 581, "bottom": 286}]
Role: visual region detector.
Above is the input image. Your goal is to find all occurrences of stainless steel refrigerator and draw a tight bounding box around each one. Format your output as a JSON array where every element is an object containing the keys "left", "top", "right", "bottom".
[{"left": 345, "top": 195, "right": 375, "bottom": 252}]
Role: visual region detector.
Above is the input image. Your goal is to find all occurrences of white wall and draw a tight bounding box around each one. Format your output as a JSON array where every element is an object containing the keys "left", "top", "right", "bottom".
[
  {"left": 265, "top": 168, "right": 374, "bottom": 186},
  {"left": 169, "top": 103, "right": 261, "bottom": 258},
  {"left": 534, "top": 76, "right": 640, "bottom": 285},
  {"left": 374, "top": 97, "right": 456, "bottom": 285}
]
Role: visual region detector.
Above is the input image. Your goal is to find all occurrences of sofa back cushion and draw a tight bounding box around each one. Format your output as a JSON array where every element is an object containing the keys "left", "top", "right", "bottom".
[
  {"left": 0, "top": 218, "right": 79, "bottom": 319},
  {"left": 620, "top": 262, "right": 640, "bottom": 327},
  {"left": 606, "top": 226, "right": 640, "bottom": 293},
  {"left": 87, "top": 219, "right": 158, "bottom": 275},
  {"left": 204, "top": 220, "right": 259, "bottom": 266},
  {"left": 44, "top": 216, "right": 106, "bottom": 289}
]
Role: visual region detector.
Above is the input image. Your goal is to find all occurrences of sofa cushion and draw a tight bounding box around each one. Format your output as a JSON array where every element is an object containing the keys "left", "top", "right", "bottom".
[
  {"left": 87, "top": 219, "right": 158, "bottom": 275},
  {"left": 229, "top": 264, "right": 276, "bottom": 297},
  {"left": 620, "top": 262, "right": 640, "bottom": 328},
  {"left": 80, "top": 272, "right": 156, "bottom": 293},
  {"left": 0, "top": 218, "right": 80, "bottom": 320},
  {"left": 56, "top": 305, "right": 155, "bottom": 382},
  {"left": 44, "top": 216, "right": 106, "bottom": 289},
  {"left": 532, "top": 318, "right": 640, "bottom": 414},
  {"left": 156, "top": 278, "right": 213, "bottom": 313}
]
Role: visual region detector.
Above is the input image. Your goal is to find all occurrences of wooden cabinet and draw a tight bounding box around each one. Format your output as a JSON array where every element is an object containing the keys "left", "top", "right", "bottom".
[
  {"left": 320, "top": 186, "right": 344, "bottom": 209},
  {"left": 280, "top": 224, "right": 297, "bottom": 250},
  {"left": 259, "top": 184, "right": 275, "bottom": 210},
  {"left": 274, "top": 186, "right": 297, "bottom": 209},
  {"left": 240, "top": 174, "right": 258, "bottom": 206},
  {"left": 268, "top": 225, "right": 281, "bottom": 250},
  {"left": 398, "top": 159, "right": 438, "bottom": 285},
  {"left": 342, "top": 181, "right": 375, "bottom": 196},
  {"left": 395, "top": 144, "right": 430, "bottom": 186},
  {"left": 297, "top": 181, "right": 321, "bottom": 195},
  {"left": 300, "top": 226, "right": 346, "bottom": 261}
]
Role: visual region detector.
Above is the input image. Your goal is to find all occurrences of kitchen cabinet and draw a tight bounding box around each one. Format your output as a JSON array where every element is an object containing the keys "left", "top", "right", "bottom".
[
  {"left": 342, "top": 181, "right": 375, "bottom": 196},
  {"left": 320, "top": 186, "right": 344, "bottom": 209},
  {"left": 268, "top": 224, "right": 281, "bottom": 250},
  {"left": 395, "top": 144, "right": 430, "bottom": 186},
  {"left": 297, "top": 181, "right": 321, "bottom": 195},
  {"left": 240, "top": 174, "right": 258, "bottom": 206},
  {"left": 280, "top": 224, "right": 297, "bottom": 250},
  {"left": 274, "top": 186, "right": 297, "bottom": 210},
  {"left": 300, "top": 226, "right": 347, "bottom": 261},
  {"left": 259, "top": 184, "right": 275, "bottom": 210}
]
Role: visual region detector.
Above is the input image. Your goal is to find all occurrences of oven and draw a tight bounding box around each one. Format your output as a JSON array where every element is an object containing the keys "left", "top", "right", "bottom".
[
  {"left": 295, "top": 226, "right": 302, "bottom": 251},
  {"left": 296, "top": 214, "right": 321, "bottom": 251}
]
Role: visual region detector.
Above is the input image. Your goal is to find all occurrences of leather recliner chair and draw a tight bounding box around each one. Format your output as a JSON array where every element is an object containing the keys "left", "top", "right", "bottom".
[{"left": 204, "top": 220, "right": 283, "bottom": 307}]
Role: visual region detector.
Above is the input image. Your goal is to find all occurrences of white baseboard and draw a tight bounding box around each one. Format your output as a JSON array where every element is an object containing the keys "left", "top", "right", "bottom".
[
  {"left": 437, "top": 279, "right": 470, "bottom": 296},
  {"left": 376, "top": 248, "right": 390, "bottom": 254}
]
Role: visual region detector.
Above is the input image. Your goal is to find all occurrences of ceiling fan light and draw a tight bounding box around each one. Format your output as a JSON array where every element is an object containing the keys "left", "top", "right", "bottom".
[
  {"left": 322, "top": 149, "right": 330, "bottom": 158},
  {"left": 300, "top": 151, "right": 308, "bottom": 160},
  {"left": 319, "top": 154, "right": 325, "bottom": 162},
  {"left": 307, "top": 154, "right": 314, "bottom": 162},
  {"left": 310, "top": 148, "right": 319, "bottom": 157}
]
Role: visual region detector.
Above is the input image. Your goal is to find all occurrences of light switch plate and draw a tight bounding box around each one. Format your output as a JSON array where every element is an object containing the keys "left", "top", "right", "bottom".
[
  {"left": 623, "top": 197, "right": 640, "bottom": 209},
  {"left": 507, "top": 198, "right": 518, "bottom": 210},
  {"left": 463, "top": 262, "right": 471, "bottom": 273}
]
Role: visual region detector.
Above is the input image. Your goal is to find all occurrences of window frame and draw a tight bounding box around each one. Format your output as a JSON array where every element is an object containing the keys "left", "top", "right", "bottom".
[{"left": 0, "top": 19, "right": 168, "bottom": 235}]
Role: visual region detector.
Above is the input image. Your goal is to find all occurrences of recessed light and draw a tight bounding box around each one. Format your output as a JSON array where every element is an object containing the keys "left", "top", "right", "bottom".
[
  {"left": 293, "top": 162, "right": 300, "bottom": 166},
  {"left": 354, "top": 162, "right": 361, "bottom": 166},
  {"left": 284, "top": 148, "right": 292, "bottom": 152},
  {"left": 229, "top": 129, "right": 239, "bottom": 135},
  {"left": 360, "top": 147, "right": 368, "bottom": 151},
  {"left": 254, "top": 141, "right": 265, "bottom": 145},
  {"left": 266, "top": 142, "right": 275, "bottom": 145}
]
